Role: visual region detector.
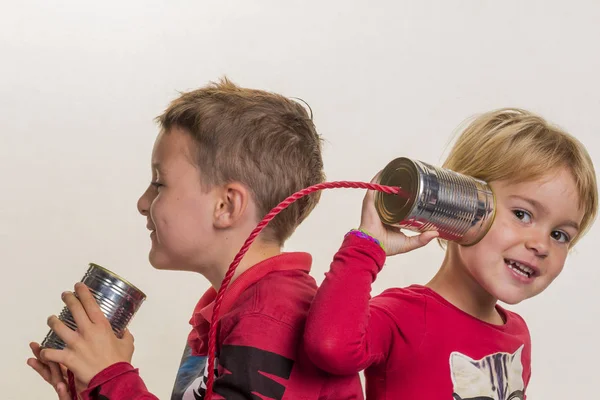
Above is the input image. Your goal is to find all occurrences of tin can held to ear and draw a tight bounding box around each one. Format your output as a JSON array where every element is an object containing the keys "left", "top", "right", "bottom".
[
  {"left": 41, "top": 263, "right": 147, "bottom": 350},
  {"left": 374, "top": 157, "right": 496, "bottom": 246}
]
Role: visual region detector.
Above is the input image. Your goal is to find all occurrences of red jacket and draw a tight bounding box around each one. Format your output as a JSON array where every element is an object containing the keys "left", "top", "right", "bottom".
[
  {"left": 80, "top": 252, "right": 364, "bottom": 400},
  {"left": 304, "top": 234, "right": 532, "bottom": 399}
]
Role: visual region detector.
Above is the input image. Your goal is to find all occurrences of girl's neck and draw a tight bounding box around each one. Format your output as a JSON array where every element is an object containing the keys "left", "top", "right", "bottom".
[{"left": 426, "top": 245, "right": 504, "bottom": 325}]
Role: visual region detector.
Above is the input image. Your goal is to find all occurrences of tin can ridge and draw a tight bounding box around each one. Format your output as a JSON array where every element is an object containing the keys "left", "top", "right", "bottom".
[
  {"left": 41, "top": 263, "right": 146, "bottom": 350},
  {"left": 375, "top": 157, "right": 495, "bottom": 246}
]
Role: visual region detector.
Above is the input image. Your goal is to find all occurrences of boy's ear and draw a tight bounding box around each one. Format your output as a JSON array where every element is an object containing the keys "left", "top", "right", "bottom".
[{"left": 213, "top": 182, "right": 250, "bottom": 229}]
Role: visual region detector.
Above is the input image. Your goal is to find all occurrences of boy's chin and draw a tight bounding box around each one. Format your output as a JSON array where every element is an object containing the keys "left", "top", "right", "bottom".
[
  {"left": 149, "top": 250, "right": 197, "bottom": 272},
  {"left": 148, "top": 250, "right": 173, "bottom": 270}
]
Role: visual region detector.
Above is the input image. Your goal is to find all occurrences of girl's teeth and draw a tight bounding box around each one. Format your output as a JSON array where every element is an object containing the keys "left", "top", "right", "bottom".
[
  {"left": 506, "top": 260, "right": 533, "bottom": 278},
  {"left": 514, "top": 262, "right": 533, "bottom": 275},
  {"left": 509, "top": 264, "right": 528, "bottom": 277}
]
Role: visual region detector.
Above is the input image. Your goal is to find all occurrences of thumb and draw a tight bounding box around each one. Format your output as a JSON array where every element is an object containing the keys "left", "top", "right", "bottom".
[
  {"left": 362, "top": 170, "right": 383, "bottom": 209},
  {"left": 370, "top": 170, "right": 383, "bottom": 185},
  {"left": 121, "top": 328, "right": 134, "bottom": 344},
  {"left": 401, "top": 230, "right": 439, "bottom": 253}
]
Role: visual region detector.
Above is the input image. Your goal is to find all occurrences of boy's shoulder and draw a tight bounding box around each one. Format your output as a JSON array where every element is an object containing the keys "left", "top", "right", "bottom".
[{"left": 223, "top": 252, "right": 317, "bottom": 328}]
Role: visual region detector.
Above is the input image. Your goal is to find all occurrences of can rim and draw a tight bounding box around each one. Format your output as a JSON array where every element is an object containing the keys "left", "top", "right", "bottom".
[
  {"left": 88, "top": 263, "right": 147, "bottom": 299},
  {"left": 461, "top": 187, "right": 497, "bottom": 247},
  {"left": 375, "top": 157, "right": 419, "bottom": 225}
]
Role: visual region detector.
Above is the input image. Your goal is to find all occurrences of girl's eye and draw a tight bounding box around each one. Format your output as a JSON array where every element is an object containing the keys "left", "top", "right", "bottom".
[
  {"left": 551, "top": 230, "right": 570, "bottom": 243},
  {"left": 513, "top": 209, "right": 532, "bottom": 223}
]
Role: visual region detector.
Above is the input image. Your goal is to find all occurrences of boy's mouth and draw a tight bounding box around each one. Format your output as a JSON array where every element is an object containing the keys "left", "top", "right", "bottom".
[{"left": 504, "top": 259, "right": 536, "bottom": 279}]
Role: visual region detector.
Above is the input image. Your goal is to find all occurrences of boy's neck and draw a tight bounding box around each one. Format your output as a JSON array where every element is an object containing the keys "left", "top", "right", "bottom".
[
  {"left": 426, "top": 246, "right": 504, "bottom": 325},
  {"left": 205, "top": 238, "right": 282, "bottom": 291}
]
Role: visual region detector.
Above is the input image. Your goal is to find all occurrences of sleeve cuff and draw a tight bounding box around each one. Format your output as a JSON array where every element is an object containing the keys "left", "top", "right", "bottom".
[
  {"left": 82, "top": 362, "right": 137, "bottom": 395},
  {"left": 341, "top": 231, "right": 387, "bottom": 271}
]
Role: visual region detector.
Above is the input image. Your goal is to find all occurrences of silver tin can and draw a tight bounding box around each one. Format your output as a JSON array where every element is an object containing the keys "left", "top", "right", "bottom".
[
  {"left": 374, "top": 157, "right": 496, "bottom": 246},
  {"left": 41, "top": 263, "right": 147, "bottom": 350}
]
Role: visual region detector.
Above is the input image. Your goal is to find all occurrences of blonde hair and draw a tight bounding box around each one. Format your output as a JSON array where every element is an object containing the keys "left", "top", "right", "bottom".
[
  {"left": 443, "top": 108, "right": 597, "bottom": 245},
  {"left": 156, "top": 77, "right": 325, "bottom": 244}
]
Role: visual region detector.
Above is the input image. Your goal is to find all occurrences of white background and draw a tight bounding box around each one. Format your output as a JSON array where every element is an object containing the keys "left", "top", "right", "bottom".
[{"left": 2, "top": 1, "right": 599, "bottom": 398}]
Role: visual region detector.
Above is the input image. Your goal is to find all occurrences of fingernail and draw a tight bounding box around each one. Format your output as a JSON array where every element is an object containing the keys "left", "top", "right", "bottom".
[{"left": 61, "top": 291, "right": 69, "bottom": 299}]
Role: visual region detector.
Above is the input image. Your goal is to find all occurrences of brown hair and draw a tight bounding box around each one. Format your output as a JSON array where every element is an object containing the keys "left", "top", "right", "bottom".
[
  {"left": 156, "top": 77, "right": 325, "bottom": 244},
  {"left": 443, "top": 108, "right": 598, "bottom": 245}
]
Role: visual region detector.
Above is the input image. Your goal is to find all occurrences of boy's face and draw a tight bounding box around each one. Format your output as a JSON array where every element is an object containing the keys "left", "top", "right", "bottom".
[
  {"left": 455, "top": 167, "right": 584, "bottom": 305},
  {"left": 137, "top": 127, "right": 220, "bottom": 272}
]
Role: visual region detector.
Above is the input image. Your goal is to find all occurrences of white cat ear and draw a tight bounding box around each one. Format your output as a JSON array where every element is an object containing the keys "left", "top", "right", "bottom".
[
  {"left": 450, "top": 351, "right": 476, "bottom": 370},
  {"left": 509, "top": 344, "right": 525, "bottom": 388},
  {"left": 512, "top": 344, "right": 524, "bottom": 362},
  {"left": 450, "top": 351, "right": 486, "bottom": 396}
]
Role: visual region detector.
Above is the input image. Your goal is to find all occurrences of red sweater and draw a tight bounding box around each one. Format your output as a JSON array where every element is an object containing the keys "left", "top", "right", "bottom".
[
  {"left": 304, "top": 235, "right": 532, "bottom": 400},
  {"left": 80, "top": 252, "right": 363, "bottom": 400}
]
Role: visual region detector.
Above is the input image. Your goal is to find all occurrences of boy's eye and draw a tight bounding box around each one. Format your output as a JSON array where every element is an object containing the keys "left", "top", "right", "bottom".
[
  {"left": 551, "top": 230, "right": 570, "bottom": 243},
  {"left": 513, "top": 209, "right": 532, "bottom": 223}
]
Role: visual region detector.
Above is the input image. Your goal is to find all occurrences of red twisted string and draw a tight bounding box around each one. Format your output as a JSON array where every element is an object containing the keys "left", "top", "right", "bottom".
[{"left": 204, "top": 181, "right": 407, "bottom": 398}]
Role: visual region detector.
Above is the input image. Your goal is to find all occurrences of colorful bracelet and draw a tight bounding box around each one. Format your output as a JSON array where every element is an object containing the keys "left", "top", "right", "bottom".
[{"left": 345, "top": 228, "right": 385, "bottom": 251}]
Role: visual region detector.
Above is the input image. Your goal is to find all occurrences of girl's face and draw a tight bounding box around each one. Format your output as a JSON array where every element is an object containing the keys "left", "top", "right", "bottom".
[{"left": 453, "top": 167, "right": 584, "bottom": 305}]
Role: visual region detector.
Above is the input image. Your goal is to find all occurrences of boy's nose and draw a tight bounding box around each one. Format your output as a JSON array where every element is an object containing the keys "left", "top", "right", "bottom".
[{"left": 137, "top": 187, "right": 151, "bottom": 216}]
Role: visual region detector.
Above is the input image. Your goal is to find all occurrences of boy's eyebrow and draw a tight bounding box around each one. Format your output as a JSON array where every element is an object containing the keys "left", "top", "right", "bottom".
[{"left": 509, "top": 195, "right": 581, "bottom": 230}]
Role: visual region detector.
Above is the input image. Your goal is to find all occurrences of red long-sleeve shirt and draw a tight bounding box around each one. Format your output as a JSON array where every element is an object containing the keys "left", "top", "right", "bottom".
[
  {"left": 304, "top": 234, "right": 532, "bottom": 399},
  {"left": 80, "top": 252, "right": 364, "bottom": 400}
]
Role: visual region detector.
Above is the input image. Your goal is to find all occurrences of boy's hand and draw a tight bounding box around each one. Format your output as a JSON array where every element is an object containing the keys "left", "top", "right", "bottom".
[
  {"left": 27, "top": 342, "right": 73, "bottom": 399},
  {"left": 38, "top": 282, "right": 135, "bottom": 386},
  {"left": 359, "top": 172, "right": 439, "bottom": 256}
]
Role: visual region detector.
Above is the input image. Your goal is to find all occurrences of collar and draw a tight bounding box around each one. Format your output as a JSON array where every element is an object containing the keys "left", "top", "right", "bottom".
[{"left": 187, "top": 252, "right": 312, "bottom": 356}]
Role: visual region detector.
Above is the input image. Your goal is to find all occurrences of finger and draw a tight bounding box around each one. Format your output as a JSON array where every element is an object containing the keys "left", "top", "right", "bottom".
[
  {"left": 56, "top": 382, "right": 72, "bottom": 400},
  {"left": 40, "top": 347, "right": 69, "bottom": 366},
  {"left": 48, "top": 360, "right": 65, "bottom": 387},
  {"left": 59, "top": 363, "right": 69, "bottom": 381},
  {"left": 30, "top": 341, "right": 43, "bottom": 359},
  {"left": 74, "top": 282, "right": 107, "bottom": 325},
  {"left": 402, "top": 230, "right": 439, "bottom": 252},
  {"left": 27, "top": 357, "right": 53, "bottom": 383},
  {"left": 47, "top": 315, "right": 79, "bottom": 345},
  {"left": 29, "top": 342, "right": 53, "bottom": 382},
  {"left": 29, "top": 345, "right": 69, "bottom": 388},
  {"left": 62, "top": 291, "right": 92, "bottom": 331}
]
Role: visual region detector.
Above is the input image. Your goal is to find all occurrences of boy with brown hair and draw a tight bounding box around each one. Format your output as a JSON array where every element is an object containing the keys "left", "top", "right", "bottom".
[
  {"left": 28, "top": 78, "right": 363, "bottom": 400},
  {"left": 304, "top": 108, "right": 598, "bottom": 399}
]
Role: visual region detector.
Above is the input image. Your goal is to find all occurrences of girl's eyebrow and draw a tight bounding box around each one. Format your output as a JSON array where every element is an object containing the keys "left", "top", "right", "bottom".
[{"left": 509, "top": 194, "right": 580, "bottom": 230}]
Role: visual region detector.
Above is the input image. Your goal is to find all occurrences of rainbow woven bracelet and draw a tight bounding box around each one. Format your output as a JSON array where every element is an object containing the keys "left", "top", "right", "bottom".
[{"left": 345, "top": 229, "right": 385, "bottom": 251}]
